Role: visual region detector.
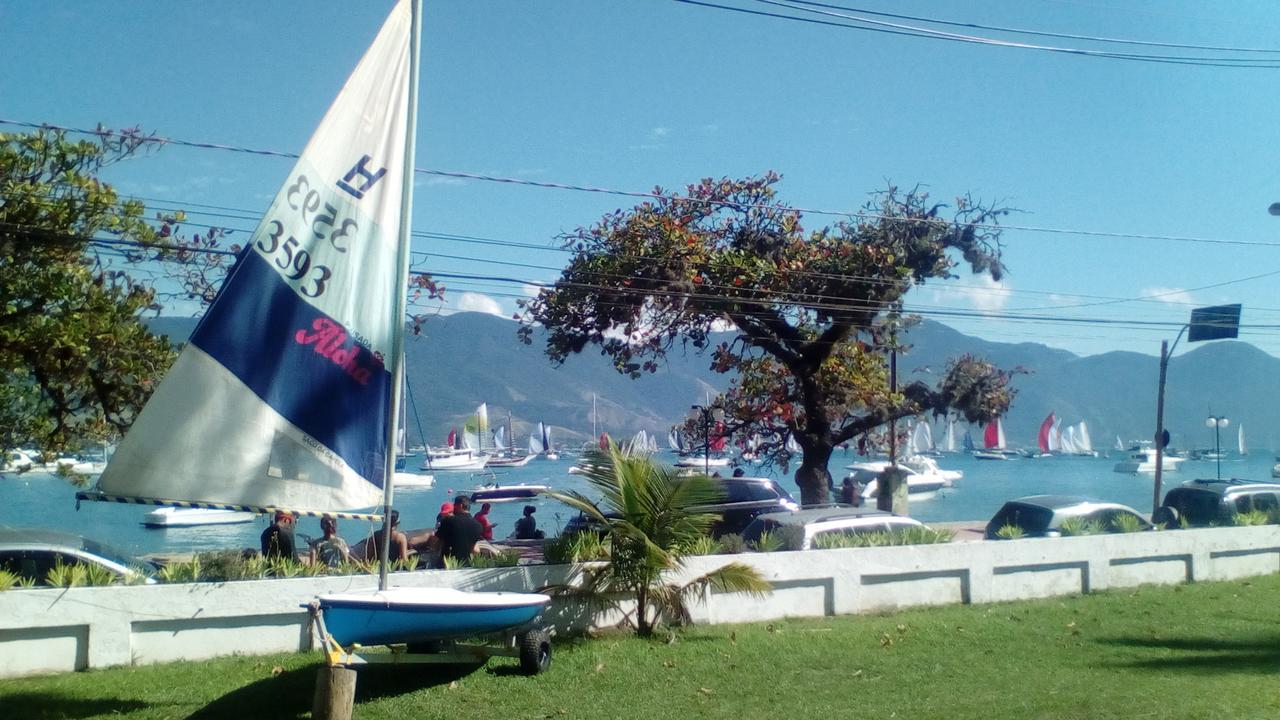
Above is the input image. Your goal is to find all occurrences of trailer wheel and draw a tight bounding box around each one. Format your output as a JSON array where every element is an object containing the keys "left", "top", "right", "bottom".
[{"left": 518, "top": 628, "right": 552, "bottom": 675}]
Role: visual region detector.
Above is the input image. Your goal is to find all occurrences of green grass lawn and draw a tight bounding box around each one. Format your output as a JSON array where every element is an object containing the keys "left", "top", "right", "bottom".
[{"left": 5, "top": 574, "right": 1280, "bottom": 720}]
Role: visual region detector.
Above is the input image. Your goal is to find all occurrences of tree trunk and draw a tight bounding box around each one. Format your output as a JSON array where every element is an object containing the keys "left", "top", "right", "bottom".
[
  {"left": 794, "top": 444, "right": 835, "bottom": 506},
  {"left": 635, "top": 585, "right": 651, "bottom": 637}
]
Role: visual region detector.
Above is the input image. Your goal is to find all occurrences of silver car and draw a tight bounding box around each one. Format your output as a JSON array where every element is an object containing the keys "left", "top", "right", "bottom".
[
  {"left": 0, "top": 528, "right": 157, "bottom": 586},
  {"left": 985, "top": 495, "right": 1151, "bottom": 539}
]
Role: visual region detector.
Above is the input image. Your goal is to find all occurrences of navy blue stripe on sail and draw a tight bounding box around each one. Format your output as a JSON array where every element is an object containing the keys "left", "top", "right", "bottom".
[{"left": 190, "top": 251, "right": 389, "bottom": 488}]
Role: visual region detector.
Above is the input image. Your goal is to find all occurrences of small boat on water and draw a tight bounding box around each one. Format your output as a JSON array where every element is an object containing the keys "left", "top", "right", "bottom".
[
  {"left": 674, "top": 454, "right": 732, "bottom": 469},
  {"left": 486, "top": 453, "right": 534, "bottom": 468},
  {"left": 142, "top": 506, "right": 257, "bottom": 528},
  {"left": 393, "top": 471, "right": 435, "bottom": 488},
  {"left": 421, "top": 446, "right": 488, "bottom": 471},
  {"left": 1113, "top": 444, "right": 1183, "bottom": 474},
  {"left": 471, "top": 483, "right": 550, "bottom": 503},
  {"left": 844, "top": 460, "right": 948, "bottom": 500},
  {"left": 315, "top": 587, "right": 550, "bottom": 647}
]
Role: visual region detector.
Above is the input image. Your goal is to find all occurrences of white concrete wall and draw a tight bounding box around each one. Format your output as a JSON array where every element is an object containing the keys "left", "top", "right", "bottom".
[{"left": 1, "top": 526, "right": 1277, "bottom": 678}]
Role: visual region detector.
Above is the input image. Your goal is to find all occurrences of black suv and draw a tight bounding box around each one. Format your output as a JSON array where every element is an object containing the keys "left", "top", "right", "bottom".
[
  {"left": 1157, "top": 479, "right": 1280, "bottom": 527},
  {"left": 562, "top": 476, "right": 799, "bottom": 538}
]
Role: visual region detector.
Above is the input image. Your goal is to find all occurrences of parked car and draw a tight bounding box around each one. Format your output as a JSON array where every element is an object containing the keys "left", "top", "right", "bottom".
[
  {"left": 1156, "top": 478, "right": 1280, "bottom": 528},
  {"left": 0, "top": 528, "right": 157, "bottom": 586},
  {"left": 741, "top": 507, "right": 925, "bottom": 550},
  {"left": 1, "top": 449, "right": 34, "bottom": 473},
  {"left": 562, "top": 475, "right": 799, "bottom": 538},
  {"left": 984, "top": 495, "right": 1152, "bottom": 539}
]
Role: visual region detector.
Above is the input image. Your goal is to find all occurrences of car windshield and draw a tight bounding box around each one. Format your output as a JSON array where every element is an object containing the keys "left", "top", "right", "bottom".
[
  {"left": 80, "top": 537, "right": 154, "bottom": 571},
  {"left": 988, "top": 502, "right": 1054, "bottom": 535},
  {"left": 1164, "top": 488, "right": 1221, "bottom": 525}
]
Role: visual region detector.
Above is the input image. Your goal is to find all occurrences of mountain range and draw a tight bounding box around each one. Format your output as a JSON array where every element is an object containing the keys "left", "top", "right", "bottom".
[{"left": 147, "top": 312, "right": 1280, "bottom": 454}]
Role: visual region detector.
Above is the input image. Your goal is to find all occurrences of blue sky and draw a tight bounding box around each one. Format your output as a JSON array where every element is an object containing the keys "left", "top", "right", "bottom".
[{"left": 5, "top": 0, "right": 1280, "bottom": 358}]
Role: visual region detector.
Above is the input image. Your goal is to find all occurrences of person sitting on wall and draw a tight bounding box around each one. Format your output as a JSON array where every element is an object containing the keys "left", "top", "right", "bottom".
[
  {"left": 368, "top": 509, "right": 411, "bottom": 564},
  {"left": 435, "top": 496, "right": 484, "bottom": 567},
  {"left": 839, "top": 478, "right": 862, "bottom": 507},
  {"left": 474, "top": 502, "right": 496, "bottom": 541},
  {"left": 310, "top": 516, "right": 350, "bottom": 568},
  {"left": 260, "top": 510, "right": 297, "bottom": 561},
  {"left": 513, "top": 505, "right": 543, "bottom": 540}
]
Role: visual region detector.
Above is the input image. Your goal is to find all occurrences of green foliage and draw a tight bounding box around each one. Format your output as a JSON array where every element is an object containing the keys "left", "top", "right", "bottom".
[
  {"left": 471, "top": 550, "right": 522, "bottom": 568},
  {"left": 157, "top": 558, "right": 202, "bottom": 584},
  {"left": 1231, "top": 510, "right": 1270, "bottom": 527},
  {"left": 0, "top": 568, "right": 20, "bottom": 591},
  {"left": 441, "top": 555, "right": 463, "bottom": 570},
  {"left": 1109, "top": 513, "right": 1144, "bottom": 534},
  {"left": 808, "top": 526, "right": 952, "bottom": 549},
  {"left": 994, "top": 524, "right": 1026, "bottom": 540},
  {"left": 0, "top": 128, "right": 237, "bottom": 452},
  {"left": 750, "top": 530, "right": 783, "bottom": 553},
  {"left": 544, "top": 531, "right": 610, "bottom": 564},
  {"left": 544, "top": 445, "right": 771, "bottom": 636},
  {"left": 517, "top": 175, "right": 1014, "bottom": 504},
  {"left": 45, "top": 560, "right": 113, "bottom": 588},
  {"left": 1058, "top": 517, "right": 1102, "bottom": 537},
  {"left": 684, "top": 535, "right": 720, "bottom": 556},
  {"left": 715, "top": 534, "right": 747, "bottom": 555}
]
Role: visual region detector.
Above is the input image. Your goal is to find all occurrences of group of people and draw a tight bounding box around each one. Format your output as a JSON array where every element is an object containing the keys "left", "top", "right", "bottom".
[{"left": 259, "top": 497, "right": 544, "bottom": 569}]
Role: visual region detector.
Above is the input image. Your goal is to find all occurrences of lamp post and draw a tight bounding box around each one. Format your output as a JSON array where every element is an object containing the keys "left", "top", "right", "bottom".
[
  {"left": 691, "top": 404, "right": 724, "bottom": 476},
  {"left": 1206, "top": 415, "right": 1229, "bottom": 481}
]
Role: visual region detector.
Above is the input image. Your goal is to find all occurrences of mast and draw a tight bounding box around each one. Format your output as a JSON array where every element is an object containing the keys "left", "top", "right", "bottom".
[
  {"left": 592, "top": 393, "right": 597, "bottom": 438},
  {"left": 378, "top": 0, "right": 422, "bottom": 591}
]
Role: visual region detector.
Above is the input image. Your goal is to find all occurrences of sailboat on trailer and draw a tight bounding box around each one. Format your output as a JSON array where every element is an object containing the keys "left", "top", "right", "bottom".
[{"left": 78, "top": 0, "right": 546, "bottom": 650}]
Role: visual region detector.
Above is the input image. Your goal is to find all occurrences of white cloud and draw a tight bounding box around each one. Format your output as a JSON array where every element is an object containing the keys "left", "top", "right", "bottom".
[
  {"left": 917, "top": 275, "right": 1012, "bottom": 314},
  {"left": 450, "top": 292, "right": 504, "bottom": 317},
  {"left": 520, "top": 282, "right": 546, "bottom": 298},
  {"left": 651, "top": 127, "right": 670, "bottom": 138},
  {"left": 1141, "top": 286, "right": 1194, "bottom": 306}
]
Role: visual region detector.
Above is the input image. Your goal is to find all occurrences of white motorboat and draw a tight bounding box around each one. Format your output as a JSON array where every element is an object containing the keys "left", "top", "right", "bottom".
[
  {"left": 674, "top": 454, "right": 732, "bottom": 469},
  {"left": 899, "top": 454, "right": 962, "bottom": 485},
  {"left": 470, "top": 482, "right": 549, "bottom": 503},
  {"left": 142, "top": 506, "right": 257, "bottom": 528},
  {"left": 1113, "top": 445, "right": 1183, "bottom": 474},
  {"left": 1, "top": 449, "right": 34, "bottom": 474},
  {"left": 393, "top": 471, "right": 435, "bottom": 488},
  {"left": 844, "top": 460, "right": 947, "bottom": 500}
]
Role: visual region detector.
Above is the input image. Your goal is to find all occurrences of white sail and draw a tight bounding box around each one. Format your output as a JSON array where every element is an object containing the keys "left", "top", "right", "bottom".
[
  {"left": 543, "top": 424, "right": 554, "bottom": 453},
  {"left": 1115, "top": 435, "right": 1125, "bottom": 452},
  {"left": 944, "top": 417, "right": 956, "bottom": 452},
  {"left": 88, "top": 2, "right": 414, "bottom": 513},
  {"left": 1060, "top": 425, "right": 1079, "bottom": 455},
  {"left": 529, "top": 422, "right": 545, "bottom": 455},
  {"left": 1050, "top": 418, "right": 1064, "bottom": 453},
  {"left": 911, "top": 422, "right": 932, "bottom": 455},
  {"left": 1077, "top": 421, "right": 1093, "bottom": 454},
  {"left": 996, "top": 418, "right": 1006, "bottom": 450},
  {"left": 1239, "top": 424, "right": 1247, "bottom": 455}
]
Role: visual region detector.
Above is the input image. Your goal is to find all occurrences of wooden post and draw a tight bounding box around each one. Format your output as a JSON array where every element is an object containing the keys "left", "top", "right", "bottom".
[
  {"left": 313, "top": 666, "right": 357, "bottom": 720},
  {"left": 1152, "top": 340, "right": 1169, "bottom": 517}
]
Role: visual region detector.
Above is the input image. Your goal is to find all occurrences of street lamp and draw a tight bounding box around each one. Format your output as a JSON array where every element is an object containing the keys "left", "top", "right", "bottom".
[
  {"left": 691, "top": 404, "right": 725, "bottom": 475},
  {"left": 1206, "top": 415, "right": 1229, "bottom": 481}
]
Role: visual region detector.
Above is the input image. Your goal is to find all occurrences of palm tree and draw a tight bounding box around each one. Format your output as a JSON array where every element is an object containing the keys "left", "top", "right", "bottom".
[{"left": 546, "top": 443, "right": 771, "bottom": 637}]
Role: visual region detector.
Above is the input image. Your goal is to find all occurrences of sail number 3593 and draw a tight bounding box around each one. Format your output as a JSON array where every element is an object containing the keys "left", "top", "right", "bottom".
[{"left": 256, "top": 174, "right": 359, "bottom": 298}]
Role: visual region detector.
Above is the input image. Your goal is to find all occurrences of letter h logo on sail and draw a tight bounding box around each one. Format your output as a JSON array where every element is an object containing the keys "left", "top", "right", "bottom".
[{"left": 336, "top": 155, "right": 387, "bottom": 200}]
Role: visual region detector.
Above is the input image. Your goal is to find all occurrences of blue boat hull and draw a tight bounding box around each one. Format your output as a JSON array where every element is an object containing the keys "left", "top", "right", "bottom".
[{"left": 318, "top": 593, "right": 549, "bottom": 647}]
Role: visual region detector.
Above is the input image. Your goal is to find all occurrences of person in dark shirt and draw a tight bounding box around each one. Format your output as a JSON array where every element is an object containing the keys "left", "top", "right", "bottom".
[
  {"left": 260, "top": 511, "right": 297, "bottom": 560},
  {"left": 513, "top": 505, "right": 542, "bottom": 540},
  {"left": 435, "top": 496, "right": 483, "bottom": 566}
]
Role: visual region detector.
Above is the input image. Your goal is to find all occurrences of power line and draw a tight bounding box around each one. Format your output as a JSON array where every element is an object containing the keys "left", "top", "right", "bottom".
[
  {"left": 673, "top": 0, "right": 1280, "bottom": 68},
  {"left": 9, "top": 119, "right": 1280, "bottom": 248},
  {"left": 782, "top": 0, "right": 1280, "bottom": 54}
]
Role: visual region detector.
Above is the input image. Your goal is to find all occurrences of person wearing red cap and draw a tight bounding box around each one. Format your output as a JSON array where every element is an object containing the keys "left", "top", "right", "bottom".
[
  {"left": 436, "top": 501, "right": 454, "bottom": 528},
  {"left": 260, "top": 510, "right": 297, "bottom": 560}
]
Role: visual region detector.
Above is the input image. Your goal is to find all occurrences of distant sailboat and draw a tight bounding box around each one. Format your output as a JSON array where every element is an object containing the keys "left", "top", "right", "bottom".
[
  {"left": 1036, "top": 413, "right": 1055, "bottom": 455},
  {"left": 1238, "top": 424, "right": 1247, "bottom": 456},
  {"left": 975, "top": 418, "right": 1008, "bottom": 460}
]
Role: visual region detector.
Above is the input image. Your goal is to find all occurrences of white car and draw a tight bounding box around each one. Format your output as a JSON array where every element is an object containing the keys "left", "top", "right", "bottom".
[{"left": 741, "top": 507, "right": 926, "bottom": 550}]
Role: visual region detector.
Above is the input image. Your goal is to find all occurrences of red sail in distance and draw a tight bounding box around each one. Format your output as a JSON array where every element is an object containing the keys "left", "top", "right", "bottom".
[
  {"left": 1037, "top": 413, "right": 1055, "bottom": 453},
  {"left": 983, "top": 418, "right": 1001, "bottom": 449}
]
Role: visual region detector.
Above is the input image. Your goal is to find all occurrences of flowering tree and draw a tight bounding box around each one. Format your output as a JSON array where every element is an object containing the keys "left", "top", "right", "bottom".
[{"left": 519, "top": 174, "right": 1017, "bottom": 504}]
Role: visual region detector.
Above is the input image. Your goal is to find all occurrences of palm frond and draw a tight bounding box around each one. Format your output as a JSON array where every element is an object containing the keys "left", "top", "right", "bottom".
[{"left": 681, "top": 561, "right": 773, "bottom": 600}]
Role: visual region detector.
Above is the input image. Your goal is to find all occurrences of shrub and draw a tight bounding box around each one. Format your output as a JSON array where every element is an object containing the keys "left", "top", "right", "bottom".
[
  {"left": 715, "top": 534, "right": 747, "bottom": 554},
  {"left": 46, "top": 561, "right": 86, "bottom": 588},
  {"left": 774, "top": 524, "right": 807, "bottom": 552},
  {"left": 0, "top": 568, "right": 20, "bottom": 591},
  {"left": 471, "top": 550, "right": 521, "bottom": 568},
  {"left": 683, "top": 535, "right": 719, "bottom": 557},
  {"left": 994, "top": 524, "right": 1025, "bottom": 540},
  {"left": 1232, "top": 510, "right": 1270, "bottom": 527},
  {"left": 1109, "top": 514, "right": 1144, "bottom": 534},
  {"left": 1058, "top": 518, "right": 1101, "bottom": 536},
  {"left": 750, "top": 530, "right": 784, "bottom": 553},
  {"left": 157, "top": 558, "right": 202, "bottom": 584},
  {"left": 544, "top": 531, "right": 609, "bottom": 564}
]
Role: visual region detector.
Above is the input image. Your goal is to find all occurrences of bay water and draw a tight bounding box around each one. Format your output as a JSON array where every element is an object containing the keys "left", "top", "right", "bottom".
[{"left": 2, "top": 451, "right": 1274, "bottom": 559}]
